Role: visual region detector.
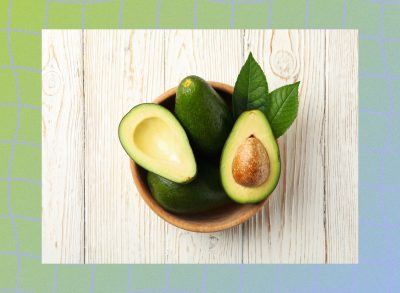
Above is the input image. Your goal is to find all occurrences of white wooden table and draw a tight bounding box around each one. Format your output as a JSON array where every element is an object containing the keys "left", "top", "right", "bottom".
[{"left": 42, "top": 30, "right": 358, "bottom": 264}]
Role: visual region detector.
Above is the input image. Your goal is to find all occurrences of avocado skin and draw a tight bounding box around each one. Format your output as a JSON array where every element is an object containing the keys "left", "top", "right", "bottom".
[
  {"left": 175, "top": 75, "right": 233, "bottom": 156},
  {"left": 147, "top": 161, "right": 232, "bottom": 214}
]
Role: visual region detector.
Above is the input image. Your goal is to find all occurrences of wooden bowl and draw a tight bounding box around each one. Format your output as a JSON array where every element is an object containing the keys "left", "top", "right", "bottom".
[{"left": 130, "top": 81, "right": 268, "bottom": 232}]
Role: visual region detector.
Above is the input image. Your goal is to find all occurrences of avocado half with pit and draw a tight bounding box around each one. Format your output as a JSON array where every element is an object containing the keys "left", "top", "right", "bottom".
[
  {"left": 118, "top": 103, "right": 197, "bottom": 183},
  {"left": 220, "top": 110, "right": 281, "bottom": 204}
]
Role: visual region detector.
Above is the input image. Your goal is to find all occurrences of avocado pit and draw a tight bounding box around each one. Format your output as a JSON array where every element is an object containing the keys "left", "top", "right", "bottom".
[{"left": 232, "top": 136, "right": 270, "bottom": 187}]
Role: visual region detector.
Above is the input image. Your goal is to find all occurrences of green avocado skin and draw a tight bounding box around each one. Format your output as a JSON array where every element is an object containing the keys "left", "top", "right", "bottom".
[
  {"left": 147, "top": 161, "right": 232, "bottom": 214},
  {"left": 175, "top": 75, "right": 233, "bottom": 156}
]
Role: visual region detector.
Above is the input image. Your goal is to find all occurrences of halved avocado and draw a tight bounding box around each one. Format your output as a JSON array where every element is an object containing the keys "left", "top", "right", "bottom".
[
  {"left": 118, "top": 103, "right": 197, "bottom": 183},
  {"left": 220, "top": 110, "right": 280, "bottom": 203}
]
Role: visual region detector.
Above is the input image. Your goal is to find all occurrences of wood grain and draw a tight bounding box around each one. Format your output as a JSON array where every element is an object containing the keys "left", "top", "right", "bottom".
[
  {"left": 42, "top": 30, "right": 84, "bottom": 263},
  {"left": 325, "top": 30, "right": 358, "bottom": 263},
  {"left": 242, "top": 30, "right": 326, "bottom": 263},
  {"left": 83, "top": 30, "right": 166, "bottom": 263},
  {"left": 121, "top": 30, "right": 166, "bottom": 263},
  {"left": 84, "top": 30, "right": 127, "bottom": 263},
  {"left": 42, "top": 30, "right": 358, "bottom": 264}
]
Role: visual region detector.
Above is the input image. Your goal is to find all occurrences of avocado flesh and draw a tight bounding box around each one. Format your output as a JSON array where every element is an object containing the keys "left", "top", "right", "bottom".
[
  {"left": 175, "top": 75, "right": 233, "bottom": 156},
  {"left": 220, "top": 110, "right": 281, "bottom": 204},
  {"left": 147, "top": 161, "right": 232, "bottom": 214},
  {"left": 118, "top": 103, "right": 197, "bottom": 183}
]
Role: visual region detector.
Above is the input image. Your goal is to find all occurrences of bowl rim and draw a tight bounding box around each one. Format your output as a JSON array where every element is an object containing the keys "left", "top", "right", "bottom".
[{"left": 129, "top": 81, "right": 269, "bottom": 233}]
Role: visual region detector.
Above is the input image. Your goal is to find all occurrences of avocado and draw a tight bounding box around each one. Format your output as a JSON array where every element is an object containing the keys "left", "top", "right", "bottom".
[
  {"left": 175, "top": 75, "right": 233, "bottom": 156},
  {"left": 220, "top": 110, "right": 281, "bottom": 204},
  {"left": 118, "top": 103, "right": 197, "bottom": 183},
  {"left": 147, "top": 161, "right": 232, "bottom": 214}
]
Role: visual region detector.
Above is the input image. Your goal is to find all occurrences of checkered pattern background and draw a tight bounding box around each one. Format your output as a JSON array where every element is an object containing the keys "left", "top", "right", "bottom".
[{"left": 0, "top": 0, "right": 399, "bottom": 292}]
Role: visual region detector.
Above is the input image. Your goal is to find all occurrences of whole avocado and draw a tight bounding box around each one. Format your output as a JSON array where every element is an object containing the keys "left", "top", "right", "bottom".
[
  {"left": 175, "top": 75, "right": 233, "bottom": 156},
  {"left": 147, "top": 161, "right": 232, "bottom": 214}
]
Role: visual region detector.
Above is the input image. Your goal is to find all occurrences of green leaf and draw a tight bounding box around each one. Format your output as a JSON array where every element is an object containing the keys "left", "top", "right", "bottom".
[
  {"left": 233, "top": 52, "right": 268, "bottom": 119},
  {"left": 264, "top": 82, "right": 300, "bottom": 138}
]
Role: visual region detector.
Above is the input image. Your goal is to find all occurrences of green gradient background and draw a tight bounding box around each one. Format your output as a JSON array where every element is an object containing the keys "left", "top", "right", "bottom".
[{"left": 0, "top": 0, "right": 399, "bottom": 292}]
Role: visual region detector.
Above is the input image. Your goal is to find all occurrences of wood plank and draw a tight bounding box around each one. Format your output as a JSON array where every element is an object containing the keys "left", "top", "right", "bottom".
[
  {"left": 325, "top": 30, "right": 358, "bottom": 263},
  {"left": 163, "top": 30, "right": 243, "bottom": 263},
  {"left": 83, "top": 30, "right": 131, "bottom": 263},
  {"left": 121, "top": 30, "right": 166, "bottom": 263},
  {"left": 242, "top": 30, "right": 326, "bottom": 263},
  {"left": 42, "top": 30, "right": 84, "bottom": 263},
  {"left": 84, "top": 30, "right": 166, "bottom": 263}
]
